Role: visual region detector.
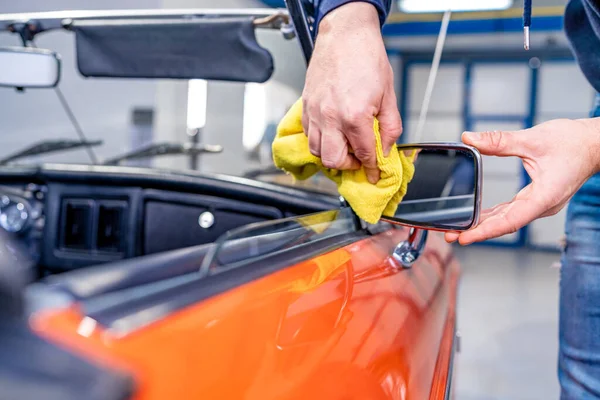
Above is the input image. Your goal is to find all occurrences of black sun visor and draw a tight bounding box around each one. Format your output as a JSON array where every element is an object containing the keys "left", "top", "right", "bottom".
[{"left": 71, "top": 17, "right": 274, "bottom": 83}]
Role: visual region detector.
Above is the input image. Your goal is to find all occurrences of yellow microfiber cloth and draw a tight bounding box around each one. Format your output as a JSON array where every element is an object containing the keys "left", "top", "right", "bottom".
[{"left": 272, "top": 98, "right": 415, "bottom": 224}]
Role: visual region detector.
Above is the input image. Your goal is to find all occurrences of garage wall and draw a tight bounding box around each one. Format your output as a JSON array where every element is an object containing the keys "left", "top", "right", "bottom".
[
  {"left": 471, "top": 63, "right": 531, "bottom": 245},
  {"left": 404, "top": 63, "right": 464, "bottom": 143}
]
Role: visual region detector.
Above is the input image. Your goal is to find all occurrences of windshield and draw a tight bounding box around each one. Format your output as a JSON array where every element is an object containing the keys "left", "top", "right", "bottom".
[{"left": 0, "top": 4, "right": 339, "bottom": 195}]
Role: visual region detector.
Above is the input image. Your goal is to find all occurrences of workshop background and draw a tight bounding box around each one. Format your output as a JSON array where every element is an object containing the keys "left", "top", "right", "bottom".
[{"left": 0, "top": 1, "right": 586, "bottom": 399}]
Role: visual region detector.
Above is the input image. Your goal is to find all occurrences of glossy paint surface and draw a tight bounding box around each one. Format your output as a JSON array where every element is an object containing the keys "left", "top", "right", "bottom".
[{"left": 33, "top": 228, "right": 460, "bottom": 400}]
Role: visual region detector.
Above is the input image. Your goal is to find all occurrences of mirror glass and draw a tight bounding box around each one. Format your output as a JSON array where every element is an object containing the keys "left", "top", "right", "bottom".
[
  {"left": 0, "top": 47, "right": 60, "bottom": 88},
  {"left": 390, "top": 145, "right": 481, "bottom": 231}
]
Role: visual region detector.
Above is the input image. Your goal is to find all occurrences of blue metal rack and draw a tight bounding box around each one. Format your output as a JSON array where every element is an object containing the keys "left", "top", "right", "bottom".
[{"left": 383, "top": 15, "right": 563, "bottom": 36}]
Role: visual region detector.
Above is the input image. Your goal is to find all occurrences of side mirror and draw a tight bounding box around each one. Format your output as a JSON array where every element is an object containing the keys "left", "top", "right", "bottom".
[
  {"left": 381, "top": 143, "right": 482, "bottom": 267},
  {"left": 0, "top": 47, "right": 61, "bottom": 89},
  {"left": 382, "top": 142, "right": 482, "bottom": 232}
]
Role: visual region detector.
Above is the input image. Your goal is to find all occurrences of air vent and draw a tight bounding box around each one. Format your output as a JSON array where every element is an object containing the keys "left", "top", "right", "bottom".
[
  {"left": 97, "top": 201, "right": 126, "bottom": 252},
  {"left": 59, "top": 198, "right": 129, "bottom": 255},
  {"left": 62, "top": 200, "right": 93, "bottom": 250}
]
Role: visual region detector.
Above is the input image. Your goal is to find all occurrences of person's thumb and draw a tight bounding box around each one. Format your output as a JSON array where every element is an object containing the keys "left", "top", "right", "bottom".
[
  {"left": 377, "top": 88, "right": 403, "bottom": 157},
  {"left": 462, "top": 130, "right": 527, "bottom": 158}
]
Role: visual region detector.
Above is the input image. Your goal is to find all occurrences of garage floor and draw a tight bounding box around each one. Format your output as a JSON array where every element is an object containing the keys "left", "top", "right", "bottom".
[{"left": 452, "top": 246, "right": 561, "bottom": 400}]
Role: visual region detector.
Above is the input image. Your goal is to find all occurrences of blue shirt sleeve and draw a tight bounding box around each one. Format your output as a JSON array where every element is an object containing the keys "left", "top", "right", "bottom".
[{"left": 309, "top": 0, "right": 392, "bottom": 35}]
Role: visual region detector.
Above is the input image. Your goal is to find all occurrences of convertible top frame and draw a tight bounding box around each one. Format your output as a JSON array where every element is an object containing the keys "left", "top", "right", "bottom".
[{"left": 0, "top": 8, "right": 293, "bottom": 44}]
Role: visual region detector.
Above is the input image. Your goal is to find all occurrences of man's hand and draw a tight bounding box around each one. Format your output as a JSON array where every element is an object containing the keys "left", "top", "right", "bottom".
[
  {"left": 302, "top": 2, "right": 401, "bottom": 184},
  {"left": 446, "top": 118, "right": 600, "bottom": 245}
]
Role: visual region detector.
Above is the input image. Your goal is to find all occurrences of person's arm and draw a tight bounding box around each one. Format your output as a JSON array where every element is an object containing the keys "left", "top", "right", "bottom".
[
  {"left": 302, "top": 0, "right": 400, "bottom": 184},
  {"left": 445, "top": 118, "right": 600, "bottom": 245}
]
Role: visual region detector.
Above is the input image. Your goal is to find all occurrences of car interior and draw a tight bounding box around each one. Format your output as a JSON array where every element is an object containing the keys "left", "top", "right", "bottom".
[{"left": 0, "top": 162, "right": 336, "bottom": 289}]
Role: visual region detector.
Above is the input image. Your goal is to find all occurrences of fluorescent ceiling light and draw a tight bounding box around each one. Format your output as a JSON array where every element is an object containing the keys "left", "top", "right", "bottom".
[
  {"left": 399, "top": 0, "right": 513, "bottom": 13},
  {"left": 242, "top": 82, "right": 267, "bottom": 152},
  {"left": 187, "top": 79, "right": 208, "bottom": 130}
]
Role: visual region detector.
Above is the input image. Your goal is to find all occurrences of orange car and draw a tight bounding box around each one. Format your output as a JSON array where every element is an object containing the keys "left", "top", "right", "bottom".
[{"left": 0, "top": 6, "right": 482, "bottom": 400}]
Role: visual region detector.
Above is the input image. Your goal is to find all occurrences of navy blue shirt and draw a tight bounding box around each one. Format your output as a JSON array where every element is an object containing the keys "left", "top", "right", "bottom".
[
  {"left": 309, "top": 0, "right": 392, "bottom": 33},
  {"left": 565, "top": 0, "right": 600, "bottom": 93}
]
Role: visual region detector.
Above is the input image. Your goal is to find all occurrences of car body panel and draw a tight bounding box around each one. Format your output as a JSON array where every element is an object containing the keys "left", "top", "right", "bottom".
[{"left": 32, "top": 227, "right": 459, "bottom": 400}]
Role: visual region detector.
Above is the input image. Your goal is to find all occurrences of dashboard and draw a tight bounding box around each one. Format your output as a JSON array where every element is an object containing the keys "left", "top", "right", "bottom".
[{"left": 0, "top": 164, "right": 337, "bottom": 278}]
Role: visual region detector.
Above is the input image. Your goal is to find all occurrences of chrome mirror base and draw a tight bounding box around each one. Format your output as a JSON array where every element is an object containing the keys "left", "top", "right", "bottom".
[{"left": 392, "top": 228, "right": 428, "bottom": 268}]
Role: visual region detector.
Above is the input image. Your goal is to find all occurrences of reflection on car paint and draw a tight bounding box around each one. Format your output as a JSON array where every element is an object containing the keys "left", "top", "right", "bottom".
[{"left": 32, "top": 228, "right": 459, "bottom": 400}]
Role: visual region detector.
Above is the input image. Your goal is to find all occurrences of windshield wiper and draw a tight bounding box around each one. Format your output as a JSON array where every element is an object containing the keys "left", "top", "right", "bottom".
[
  {"left": 0, "top": 139, "right": 103, "bottom": 165},
  {"left": 102, "top": 142, "right": 223, "bottom": 166}
]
